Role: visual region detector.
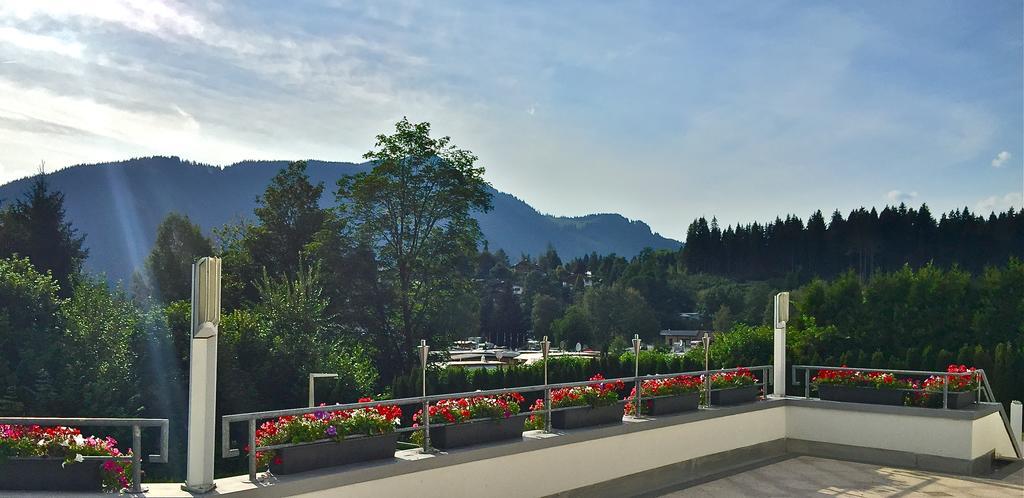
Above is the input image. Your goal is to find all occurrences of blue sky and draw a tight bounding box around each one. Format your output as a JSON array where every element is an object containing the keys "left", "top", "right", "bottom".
[{"left": 0, "top": 0, "right": 1020, "bottom": 240}]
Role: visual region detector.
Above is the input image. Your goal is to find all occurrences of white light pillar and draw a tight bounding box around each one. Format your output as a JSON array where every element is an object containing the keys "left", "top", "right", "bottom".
[
  {"left": 183, "top": 257, "right": 221, "bottom": 494},
  {"left": 772, "top": 292, "right": 789, "bottom": 398}
]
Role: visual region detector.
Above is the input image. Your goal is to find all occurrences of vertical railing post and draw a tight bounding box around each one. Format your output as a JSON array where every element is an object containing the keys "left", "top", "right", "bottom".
[
  {"left": 942, "top": 374, "right": 949, "bottom": 409},
  {"left": 308, "top": 374, "right": 315, "bottom": 408},
  {"left": 633, "top": 334, "right": 642, "bottom": 417},
  {"left": 542, "top": 336, "right": 551, "bottom": 432},
  {"left": 247, "top": 418, "right": 256, "bottom": 482},
  {"left": 130, "top": 424, "right": 145, "bottom": 494},
  {"left": 419, "top": 340, "right": 431, "bottom": 453},
  {"left": 804, "top": 369, "right": 810, "bottom": 399},
  {"left": 702, "top": 333, "right": 711, "bottom": 408},
  {"left": 976, "top": 371, "right": 982, "bottom": 403}
]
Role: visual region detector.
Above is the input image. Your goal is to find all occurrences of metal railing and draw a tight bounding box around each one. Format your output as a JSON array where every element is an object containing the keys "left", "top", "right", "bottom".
[
  {"left": 0, "top": 417, "right": 169, "bottom": 493},
  {"left": 222, "top": 365, "right": 773, "bottom": 482},
  {"left": 792, "top": 365, "right": 1023, "bottom": 459}
]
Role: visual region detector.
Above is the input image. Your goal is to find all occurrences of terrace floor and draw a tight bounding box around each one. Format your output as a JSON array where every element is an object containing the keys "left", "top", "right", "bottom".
[{"left": 653, "top": 456, "right": 1024, "bottom": 497}]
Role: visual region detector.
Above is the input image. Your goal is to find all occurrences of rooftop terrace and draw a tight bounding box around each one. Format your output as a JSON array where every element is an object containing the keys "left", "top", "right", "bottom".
[{"left": 2, "top": 363, "right": 1021, "bottom": 497}]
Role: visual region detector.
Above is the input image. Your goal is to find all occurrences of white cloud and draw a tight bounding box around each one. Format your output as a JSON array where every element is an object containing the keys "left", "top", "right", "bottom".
[
  {"left": 991, "top": 150, "right": 1011, "bottom": 168},
  {"left": 0, "top": 27, "right": 84, "bottom": 58},
  {"left": 975, "top": 192, "right": 1023, "bottom": 213},
  {"left": 886, "top": 190, "right": 918, "bottom": 203}
]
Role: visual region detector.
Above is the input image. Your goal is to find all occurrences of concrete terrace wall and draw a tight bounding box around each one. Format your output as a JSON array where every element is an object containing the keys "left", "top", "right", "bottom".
[{"left": 55, "top": 399, "right": 1014, "bottom": 498}]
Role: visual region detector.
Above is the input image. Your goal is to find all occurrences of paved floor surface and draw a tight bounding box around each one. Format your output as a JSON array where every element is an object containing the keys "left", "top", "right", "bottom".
[{"left": 657, "top": 456, "right": 1024, "bottom": 498}]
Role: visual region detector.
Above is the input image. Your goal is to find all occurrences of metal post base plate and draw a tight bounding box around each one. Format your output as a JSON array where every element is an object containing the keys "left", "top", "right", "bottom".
[{"left": 181, "top": 482, "right": 217, "bottom": 494}]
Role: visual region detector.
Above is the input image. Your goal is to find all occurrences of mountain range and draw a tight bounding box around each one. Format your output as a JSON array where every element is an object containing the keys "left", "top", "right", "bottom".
[{"left": 0, "top": 156, "right": 682, "bottom": 283}]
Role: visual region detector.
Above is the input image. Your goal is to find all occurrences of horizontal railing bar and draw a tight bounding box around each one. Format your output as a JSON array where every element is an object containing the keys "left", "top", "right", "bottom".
[
  {"left": 222, "top": 366, "right": 771, "bottom": 462},
  {"left": 0, "top": 417, "right": 167, "bottom": 427},
  {"left": 793, "top": 365, "right": 984, "bottom": 377},
  {"left": 223, "top": 366, "right": 771, "bottom": 423}
]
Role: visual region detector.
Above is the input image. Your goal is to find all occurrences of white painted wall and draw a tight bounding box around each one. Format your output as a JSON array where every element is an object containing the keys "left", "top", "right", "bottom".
[
  {"left": 786, "top": 405, "right": 972, "bottom": 459},
  {"left": 971, "top": 411, "right": 1017, "bottom": 459}
]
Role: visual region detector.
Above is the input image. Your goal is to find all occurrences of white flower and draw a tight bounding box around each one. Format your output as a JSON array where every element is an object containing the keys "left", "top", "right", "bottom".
[
  {"left": 75, "top": 453, "right": 85, "bottom": 463},
  {"left": 72, "top": 434, "right": 85, "bottom": 446}
]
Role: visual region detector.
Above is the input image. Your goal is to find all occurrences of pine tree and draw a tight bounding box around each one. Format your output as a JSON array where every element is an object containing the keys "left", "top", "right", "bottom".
[{"left": 0, "top": 173, "right": 87, "bottom": 294}]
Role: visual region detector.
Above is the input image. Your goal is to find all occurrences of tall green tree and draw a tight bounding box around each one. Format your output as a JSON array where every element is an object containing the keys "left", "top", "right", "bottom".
[
  {"left": 582, "top": 285, "right": 660, "bottom": 347},
  {"left": 336, "top": 118, "right": 492, "bottom": 378},
  {"left": 531, "top": 294, "right": 562, "bottom": 340},
  {"left": 245, "top": 160, "right": 328, "bottom": 277},
  {"left": 0, "top": 173, "right": 87, "bottom": 294},
  {"left": 143, "top": 213, "right": 213, "bottom": 302}
]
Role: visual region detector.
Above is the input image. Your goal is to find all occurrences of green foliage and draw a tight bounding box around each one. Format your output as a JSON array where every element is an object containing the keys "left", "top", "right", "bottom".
[
  {"left": 582, "top": 285, "right": 660, "bottom": 347},
  {"left": 531, "top": 294, "right": 561, "bottom": 340},
  {"left": 712, "top": 304, "right": 734, "bottom": 332},
  {"left": 142, "top": 213, "right": 213, "bottom": 302},
  {"left": 0, "top": 174, "right": 87, "bottom": 294},
  {"left": 0, "top": 257, "right": 63, "bottom": 414},
  {"left": 551, "top": 305, "right": 591, "bottom": 349},
  {"left": 218, "top": 264, "right": 379, "bottom": 412},
  {"left": 59, "top": 278, "right": 144, "bottom": 416},
  {"left": 246, "top": 160, "right": 328, "bottom": 277}
]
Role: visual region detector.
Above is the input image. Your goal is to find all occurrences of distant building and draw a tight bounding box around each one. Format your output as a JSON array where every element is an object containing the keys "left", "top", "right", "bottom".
[
  {"left": 513, "top": 259, "right": 536, "bottom": 274},
  {"left": 512, "top": 285, "right": 524, "bottom": 295},
  {"left": 659, "top": 329, "right": 712, "bottom": 352}
]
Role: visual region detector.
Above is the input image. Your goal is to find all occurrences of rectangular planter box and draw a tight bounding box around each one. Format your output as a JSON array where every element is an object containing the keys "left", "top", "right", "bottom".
[
  {"left": 551, "top": 403, "right": 623, "bottom": 429},
  {"left": 0, "top": 458, "right": 104, "bottom": 491},
  {"left": 922, "top": 390, "right": 977, "bottom": 409},
  {"left": 429, "top": 415, "right": 524, "bottom": 450},
  {"left": 269, "top": 432, "right": 398, "bottom": 475},
  {"left": 709, "top": 385, "right": 761, "bottom": 406},
  {"left": 817, "top": 384, "right": 908, "bottom": 406},
  {"left": 642, "top": 392, "right": 700, "bottom": 416}
]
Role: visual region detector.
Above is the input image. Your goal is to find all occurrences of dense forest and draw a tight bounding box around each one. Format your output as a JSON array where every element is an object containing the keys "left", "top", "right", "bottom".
[
  {"left": 681, "top": 207, "right": 1024, "bottom": 280},
  {"left": 1, "top": 119, "right": 1022, "bottom": 478}
]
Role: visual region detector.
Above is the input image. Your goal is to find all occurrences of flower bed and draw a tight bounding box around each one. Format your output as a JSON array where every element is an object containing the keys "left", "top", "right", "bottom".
[
  {"left": 708, "top": 368, "right": 761, "bottom": 405},
  {"left": 526, "top": 374, "right": 625, "bottom": 430},
  {"left": 412, "top": 393, "right": 525, "bottom": 450},
  {"left": 254, "top": 398, "right": 402, "bottom": 475},
  {"left": 813, "top": 368, "right": 915, "bottom": 406},
  {"left": 918, "top": 365, "right": 979, "bottom": 409},
  {"left": 0, "top": 425, "right": 130, "bottom": 491},
  {"left": 625, "top": 375, "right": 701, "bottom": 416}
]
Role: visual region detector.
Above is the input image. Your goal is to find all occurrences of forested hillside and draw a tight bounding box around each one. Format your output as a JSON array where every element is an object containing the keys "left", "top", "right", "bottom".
[{"left": 0, "top": 157, "right": 680, "bottom": 282}]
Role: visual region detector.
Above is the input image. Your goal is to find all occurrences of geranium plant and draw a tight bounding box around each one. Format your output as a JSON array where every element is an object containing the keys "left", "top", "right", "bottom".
[
  {"left": 525, "top": 374, "right": 625, "bottom": 430},
  {"left": 0, "top": 424, "right": 131, "bottom": 490},
  {"left": 922, "top": 365, "right": 979, "bottom": 393},
  {"left": 708, "top": 367, "right": 758, "bottom": 389},
  {"left": 813, "top": 367, "right": 916, "bottom": 390},
  {"left": 624, "top": 375, "right": 701, "bottom": 416},
  {"left": 411, "top": 392, "right": 525, "bottom": 427},
  {"left": 251, "top": 398, "right": 401, "bottom": 469}
]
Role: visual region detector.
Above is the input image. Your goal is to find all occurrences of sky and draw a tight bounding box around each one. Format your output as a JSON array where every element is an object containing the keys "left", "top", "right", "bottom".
[{"left": 0, "top": 0, "right": 1021, "bottom": 240}]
